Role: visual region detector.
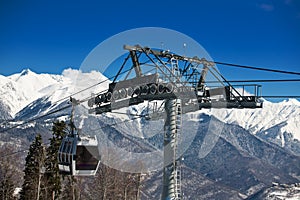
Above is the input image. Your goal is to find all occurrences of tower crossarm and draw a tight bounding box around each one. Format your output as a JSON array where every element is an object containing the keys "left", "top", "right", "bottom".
[{"left": 88, "top": 45, "right": 262, "bottom": 115}]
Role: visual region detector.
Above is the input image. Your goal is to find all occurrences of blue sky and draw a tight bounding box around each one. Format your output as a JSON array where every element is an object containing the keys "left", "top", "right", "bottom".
[{"left": 0, "top": 0, "right": 299, "bottom": 100}]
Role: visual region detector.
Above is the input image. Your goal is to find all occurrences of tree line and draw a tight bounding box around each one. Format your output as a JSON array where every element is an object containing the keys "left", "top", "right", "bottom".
[{"left": 0, "top": 121, "right": 142, "bottom": 200}]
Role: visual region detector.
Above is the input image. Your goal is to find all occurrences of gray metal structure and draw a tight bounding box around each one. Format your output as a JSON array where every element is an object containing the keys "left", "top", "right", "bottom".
[
  {"left": 161, "top": 99, "right": 182, "bottom": 199},
  {"left": 87, "top": 44, "right": 263, "bottom": 199}
]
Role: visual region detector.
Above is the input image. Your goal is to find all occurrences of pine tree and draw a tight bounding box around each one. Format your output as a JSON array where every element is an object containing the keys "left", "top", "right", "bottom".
[
  {"left": 44, "top": 120, "right": 67, "bottom": 199},
  {"left": 20, "top": 134, "right": 46, "bottom": 200}
]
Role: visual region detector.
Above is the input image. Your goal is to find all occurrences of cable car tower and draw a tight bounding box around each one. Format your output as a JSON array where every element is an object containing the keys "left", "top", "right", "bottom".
[{"left": 86, "top": 44, "right": 262, "bottom": 200}]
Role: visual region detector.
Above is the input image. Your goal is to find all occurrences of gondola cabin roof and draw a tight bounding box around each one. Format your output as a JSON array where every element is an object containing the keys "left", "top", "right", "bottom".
[{"left": 77, "top": 135, "right": 98, "bottom": 146}]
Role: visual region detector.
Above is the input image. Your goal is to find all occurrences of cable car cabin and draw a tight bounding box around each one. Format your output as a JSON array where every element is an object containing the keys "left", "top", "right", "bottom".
[{"left": 58, "top": 135, "right": 100, "bottom": 176}]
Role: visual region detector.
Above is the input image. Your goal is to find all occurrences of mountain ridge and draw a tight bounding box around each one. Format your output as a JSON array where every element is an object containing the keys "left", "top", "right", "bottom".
[
  {"left": 1, "top": 69, "right": 300, "bottom": 199},
  {"left": 1, "top": 69, "right": 299, "bottom": 153}
]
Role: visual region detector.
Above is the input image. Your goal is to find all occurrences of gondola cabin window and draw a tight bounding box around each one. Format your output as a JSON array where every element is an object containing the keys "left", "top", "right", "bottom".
[{"left": 75, "top": 145, "right": 99, "bottom": 170}]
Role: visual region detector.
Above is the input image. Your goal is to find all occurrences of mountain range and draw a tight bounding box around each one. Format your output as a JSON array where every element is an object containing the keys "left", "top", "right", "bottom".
[{"left": 0, "top": 69, "right": 299, "bottom": 199}]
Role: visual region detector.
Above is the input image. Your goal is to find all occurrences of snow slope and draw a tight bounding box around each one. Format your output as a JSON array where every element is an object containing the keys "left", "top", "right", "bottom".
[
  {"left": 210, "top": 99, "right": 300, "bottom": 142},
  {"left": 248, "top": 183, "right": 300, "bottom": 200},
  {"left": 0, "top": 68, "right": 108, "bottom": 117},
  {"left": 1, "top": 69, "right": 299, "bottom": 145}
]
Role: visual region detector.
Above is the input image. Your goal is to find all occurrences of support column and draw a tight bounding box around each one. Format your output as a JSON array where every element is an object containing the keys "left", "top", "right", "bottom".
[{"left": 161, "top": 99, "right": 182, "bottom": 200}]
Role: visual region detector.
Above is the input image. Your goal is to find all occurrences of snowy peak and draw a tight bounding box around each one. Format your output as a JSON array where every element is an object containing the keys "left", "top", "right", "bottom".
[
  {"left": 20, "top": 68, "right": 32, "bottom": 76},
  {"left": 1, "top": 68, "right": 299, "bottom": 152},
  {"left": 10, "top": 68, "right": 37, "bottom": 82},
  {"left": 280, "top": 98, "right": 300, "bottom": 106},
  {"left": 0, "top": 68, "right": 108, "bottom": 117},
  {"left": 1, "top": 69, "right": 60, "bottom": 116},
  {"left": 8, "top": 68, "right": 59, "bottom": 92},
  {"left": 210, "top": 99, "right": 300, "bottom": 149}
]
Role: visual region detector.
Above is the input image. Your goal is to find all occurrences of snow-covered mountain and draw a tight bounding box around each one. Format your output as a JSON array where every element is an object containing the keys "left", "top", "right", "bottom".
[
  {"left": 0, "top": 68, "right": 108, "bottom": 119},
  {"left": 0, "top": 69, "right": 60, "bottom": 117},
  {"left": 1, "top": 69, "right": 300, "bottom": 199},
  {"left": 1, "top": 69, "right": 299, "bottom": 153},
  {"left": 212, "top": 100, "right": 300, "bottom": 141},
  {"left": 209, "top": 100, "right": 300, "bottom": 155}
]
